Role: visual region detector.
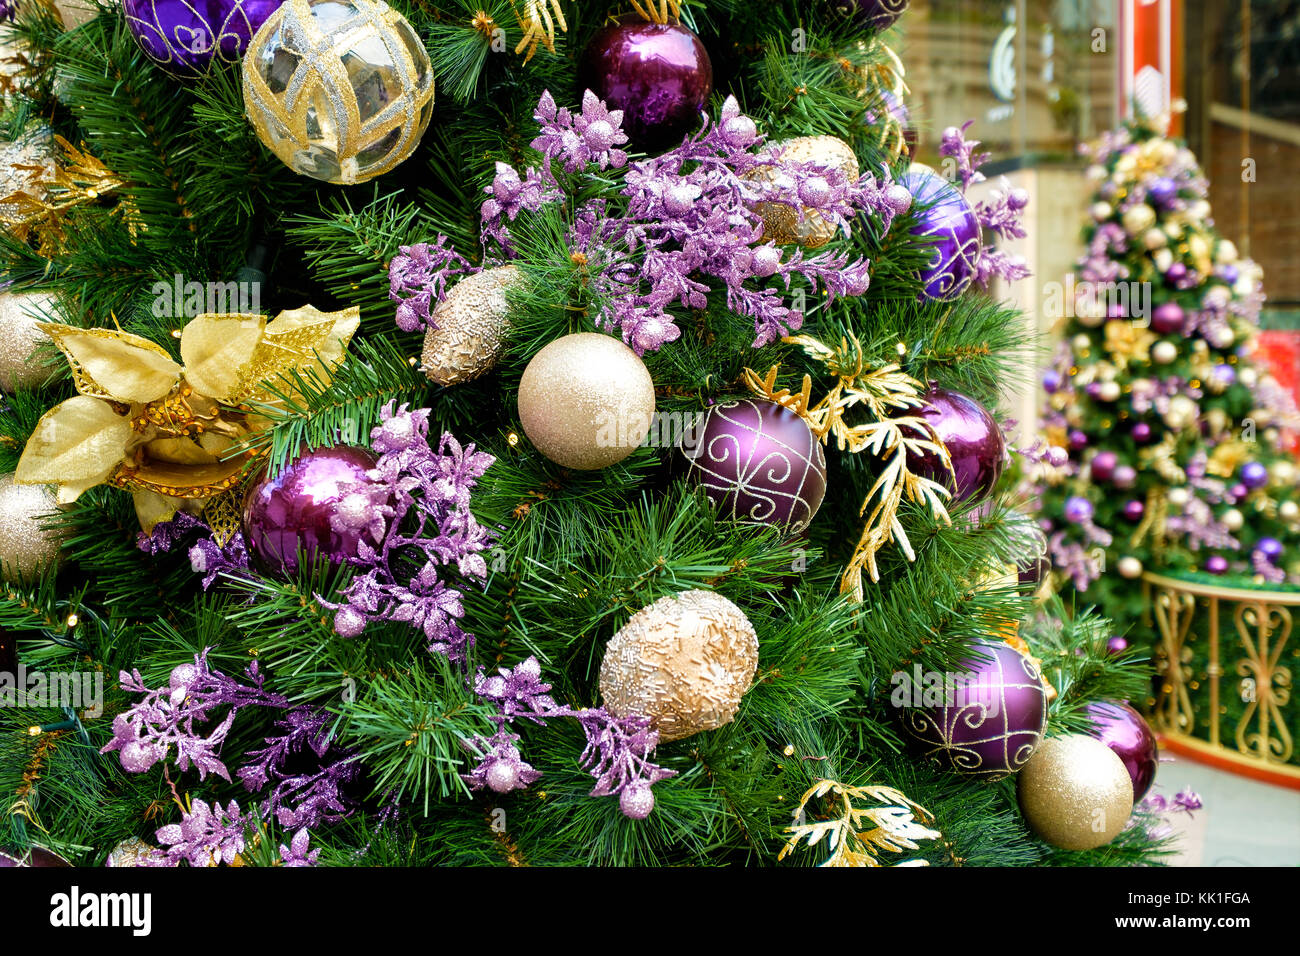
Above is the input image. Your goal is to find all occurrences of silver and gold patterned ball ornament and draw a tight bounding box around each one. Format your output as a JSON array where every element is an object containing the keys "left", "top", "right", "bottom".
[
  {"left": 241, "top": 0, "right": 434, "bottom": 185},
  {"left": 599, "top": 590, "right": 760, "bottom": 743},
  {"left": 1017, "top": 734, "right": 1134, "bottom": 851},
  {"left": 421, "top": 266, "right": 521, "bottom": 386},
  {"left": 0, "top": 473, "right": 66, "bottom": 582},
  {"left": 748, "top": 135, "right": 859, "bottom": 249},
  {"left": 0, "top": 290, "right": 58, "bottom": 392}
]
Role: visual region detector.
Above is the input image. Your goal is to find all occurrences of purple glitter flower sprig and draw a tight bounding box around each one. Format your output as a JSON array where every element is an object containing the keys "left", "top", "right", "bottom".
[
  {"left": 388, "top": 237, "right": 473, "bottom": 332},
  {"left": 154, "top": 798, "right": 251, "bottom": 867},
  {"left": 237, "top": 705, "right": 361, "bottom": 830}
]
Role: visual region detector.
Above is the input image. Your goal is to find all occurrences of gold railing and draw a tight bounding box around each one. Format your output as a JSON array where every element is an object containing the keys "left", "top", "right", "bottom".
[{"left": 1143, "top": 571, "right": 1300, "bottom": 785}]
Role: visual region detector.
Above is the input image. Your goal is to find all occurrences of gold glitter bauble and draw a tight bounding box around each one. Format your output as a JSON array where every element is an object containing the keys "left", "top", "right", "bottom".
[
  {"left": 242, "top": 0, "right": 434, "bottom": 185},
  {"left": 517, "top": 332, "right": 655, "bottom": 470},
  {"left": 0, "top": 474, "right": 65, "bottom": 581},
  {"left": 599, "top": 589, "right": 759, "bottom": 742},
  {"left": 421, "top": 266, "right": 520, "bottom": 386},
  {"left": 749, "top": 135, "right": 859, "bottom": 248},
  {"left": 104, "top": 837, "right": 159, "bottom": 867},
  {"left": 0, "top": 291, "right": 57, "bottom": 392},
  {"left": 1016, "top": 734, "right": 1134, "bottom": 850}
]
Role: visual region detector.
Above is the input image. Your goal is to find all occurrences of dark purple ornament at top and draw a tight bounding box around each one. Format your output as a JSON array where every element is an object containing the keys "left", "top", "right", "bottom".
[
  {"left": 897, "top": 642, "right": 1047, "bottom": 779},
  {"left": 829, "top": 0, "right": 909, "bottom": 30},
  {"left": 242, "top": 445, "right": 380, "bottom": 576},
  {"left": 902, "top": 167, "right": 981, "bottom": 301},
  {"left": 679, "top": 398, "right": 827, "bottom": 534},
  {"left": 908, "top": 387, "right": 1005, "bottom": 504},
  {"left": 124, "top": 0, "right": 283, "bottom": 78},
  {"left": 1084, "top": 700, "right": 1158, "bottom": 801},
  {"left": 581, "top": 17, "right": 712, "bottom": 148},
  {"left": 0, "top": 846, "right": 71, "bottom": 867}
]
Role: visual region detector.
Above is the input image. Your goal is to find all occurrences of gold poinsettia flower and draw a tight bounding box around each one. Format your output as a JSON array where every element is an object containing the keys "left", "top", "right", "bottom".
[
  {"left": 15, "top": 305, "right": 359, "bottom": 533},
  {"left": 1206, "top": 439, "right": 1251, "bottom": 479},
  {"left": 1104, "top": 320, "right": 1156, "bottom": 367}
]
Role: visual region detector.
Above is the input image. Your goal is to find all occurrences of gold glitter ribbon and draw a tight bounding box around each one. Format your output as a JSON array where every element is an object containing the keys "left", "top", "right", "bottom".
[
  {"left": 15, "top": 306, "right": 360, "bottom": 538},
  {"left": 778, "top": 778, "right": 940, "bottom": 867}
]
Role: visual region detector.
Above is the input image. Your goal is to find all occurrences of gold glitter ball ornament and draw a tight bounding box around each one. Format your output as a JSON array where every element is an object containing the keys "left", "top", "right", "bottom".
[
  {"left": 0, "top": 291, "right": 58, "bottom": 392},
  {"left": 1016, "top": 734, "right": 1134, "bottom": 850},
  {"left": 517, "top": 332, "right": 655, "bottom": 470},
  {"left": 421, "top": 266, "right": 521, "bottom": 386},
  {"left": 242, "top": 0, "right": 434, "bottom": 185},
  {"left": 748, "top": 135, "right": 859, "bottom": 248},
  {"left": 599, "top": 589, "right": 759, "bottom": 742},
  {"left": 105, "top": 837, "right": 160, "bottom": 868},
  {"left": 0, "top": 473, "right": 65, "bottom": 582}
]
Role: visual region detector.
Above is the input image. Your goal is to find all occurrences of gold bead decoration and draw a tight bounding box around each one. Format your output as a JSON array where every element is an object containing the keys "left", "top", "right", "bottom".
[
  {"left": 517, "top": 332, "right": 655, "bottom": 470},
  {"left": 599, "top": 589, "right": 759, "bottom": 742},
  {"left": 421, "top": 266, "right": 521, "bottom": 386},
  {"left": 0, "top": 473, "right": 65, "bottom": 582},
  {"left": 748, "top": 135, "right": 859, "bottom": 248},
  {"left": 0, "top": 291, "right": 58, "bottom": 392},
  {"left": 1016, "top": 734, "right": 1134, "bottom": 850},
  {"left": 242, "top": 0, "right": 435, "bottom": 185}
]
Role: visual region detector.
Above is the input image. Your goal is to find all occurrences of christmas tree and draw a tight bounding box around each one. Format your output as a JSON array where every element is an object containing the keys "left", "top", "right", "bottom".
[
  {"left": 0, "top": 0, "right": 1186, "bottom": 868},
  {"left": 1030, "top": 113, "right": 1300, "bottom": 627}
]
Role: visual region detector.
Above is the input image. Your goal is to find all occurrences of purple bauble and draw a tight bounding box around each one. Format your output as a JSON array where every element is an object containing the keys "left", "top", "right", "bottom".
[
  {"left": 1063, "top": 495, "right": 1094, "bottom": 524},
  {"left": 581, "top": 18, "right": 712, "bottom": 147},
  {"left": 124, "top": 0, "right": 282, "bottom": 78},
  {"left": 1090, "top": 450, "right": 1118, "bottom": 483},
  {"left": 242, "top": 445, "right": 381, "bottom": 575},
  {"left": 1018, "top": 555, "right": 1050, "bottom": 586},
  {"left": 898, "top": 642, "right": 1047, "bottom": 778},
  {"left": 1218, "top": 264, "right": 1239, "bottom": 285},
  {"left": 1166, "top": 261, "right": 1188, "bottom": 283},
  {"left": 1084, "top": 701, "right": 1157, "bottom": 801},
  {"left": 679, "top": 399, "right": 827, "bottom": 534},
  {"left": 1068, "top": 429, "right": 1089, "bottom": 452},
  {"left": 1150, "top": 301, "right": 1185, "bottom": 335},
  {"left": 908, "top": 388, "right": 1005, "bottom": 503},
  {"left": 619, "top": 782, "right": 655, "bottom": 820},
  {"left": 1106, "top": 635, "right": 1129, "bottom": 655},
  {"left": 1042, "top": 369, "right": 1062, "bottom": 394},
  {"left": 1255, "top": 537, "right": 1283, "bottom": 563},
  {"left": 1122, "top": 500, "right": 1145, "bottom": 522},
  {"left": 1113, "top": 464, "right": 1137, "bottom": 489},
  {"left": 902, "top": 168, "right": 981, "bottom": 301},
  {"left": 0, "top": 846, "right": 71, "bottom": 867},
  {"left": 1146, "top": 177, "right": 1177, "bottom": 208},
  {"left": 1211, "top": 363, "right": 1236, "bottom": 387},
  {"left": 1240, "top": 461, "right": 1269, "bottom": 490},
  {"left": 1205, "top": 554, "right": 1229, "bottom": 575},
  {"left": 1131, "top": 421, "right": 1153, "bottom": 444},
  {"left": 830, "top": 0, "right": 909, "bottom": 29}
]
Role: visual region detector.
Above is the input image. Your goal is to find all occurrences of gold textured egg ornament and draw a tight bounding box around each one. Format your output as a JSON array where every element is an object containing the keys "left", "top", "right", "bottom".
[
  {"left": 242, "top": 0, "right": 435, "bottom": 185},
  {"left": 599, "top": 590, "right": 760, "bottom": 742},
  {"left": 0, "top": 291, "right": 58, "bottom": 392},
  {"left": 421, "top": 266, "right": 521, "bottom": 386},
  {"left": 748, "top": 135, "right": 860, "bottom": 248},
  {"left": 1016, "top": 734, "right": 1135, "bottom": 851},
  {"left": 516, "top": 332, "right": 656, "bottom": 470},
  {"left": 0, "top": 474, "right": 66, "bottom": 582}
]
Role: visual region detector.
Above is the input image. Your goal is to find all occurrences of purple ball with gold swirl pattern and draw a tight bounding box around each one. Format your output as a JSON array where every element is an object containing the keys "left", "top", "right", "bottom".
[
  {"left": 678, "top": 398, "right": 826, "bottom": 534},
  {"left": 897, "top": 641, "right": 1047, "bottom": 779},
  {"left": 902, "top": 166, "right": 982, "bottom": 301},
  {"left": 124, "top": 0, "right": 284, "bottom": 78},
  {"left": 829, "top": 0, "right": 909, "bottom": 29}
]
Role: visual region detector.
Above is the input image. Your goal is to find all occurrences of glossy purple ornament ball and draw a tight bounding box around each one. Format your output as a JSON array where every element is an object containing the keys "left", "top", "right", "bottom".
[
  {"left": 1219, "top": 264, "right": 1239, "bottom": 285},
  {"left": 1068, "top": 429, "right": 1089, "bottom": 452},
  {"left": 1166, "top": 261, "right": 1188, "bottom": 283},
  {"left": 679, "top": 399, "right": 827, "bottom": 534},
  {"left": 581, "top": 17, "right": 712, "bottom": 148},
  {"left": 1090, "top": 450, "right": 1118, "bottom": 483},
  {"left": 124, "top": 0, "right": 282, "bottom": 78},
  {"left": 1256, "top": 537, "right": 1283, "bottom": 563},
  {"left": 1146, "top": 177, "right": 1177, "bottom": 208},
  {"left": 1131, "top": 421, "right": 1153, "bottom": 444},
  {"left": 1113, "top": 464, "right": 1137, "bottom": 489},
  {"left": 908, "top": 387, "right": 1005, "bottom": 503},
  {"left": 1084, "top": 701, "right": 1158, "bottom": 801},
  {"left": 1150, "top": 301, "right": 1185, "bottom": 335},
  {"left": 1063, "top": 496, "right": 1094, "bottom": 524},
  {"left": 1042, "top": 369, "right": 1062, "bottom": 394},
  {"left": 902, "top": 167, "right": 981, "bottom": 301},
  {"left": 1106, "top": 635, "right": 1129, "bottom": 655},
  {"left": 830, "top": 0, "right": 909, "bottom": 29},
  {"left": 1018, "top": 555, "right": 1051, "bottom": 587},
  {"left": 1211, "top": 363, "right": 1236, "bottom": 387},
  {"left": 1204, "top": 554, "right": 1229, "bottom": 575},
  {"left": 0, "top": 846, "right": 71, "bottom": 867},
  {"left": 1240, "top": 461, "right": 1269, "bottom": 490},
  {"left": 898, "top": 642, "right": 1047, "bottom": 778},
  {"left": 1122, "top": 500, "right": 1145, "bottom": 522},
  {"left": 242, "top": 445, "right": 381, "bottom": 576}
]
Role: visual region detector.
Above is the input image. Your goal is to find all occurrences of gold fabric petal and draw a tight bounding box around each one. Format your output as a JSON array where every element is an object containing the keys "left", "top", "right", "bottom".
[
  {"left": 15, "top": 395, "right": 132, "bottom": 502},
  {"left": 131, "top": 488, "right": 183, "bottom": 534},
  {"left": 264, "top": 304, "right": 361, "bottom": 370},
  {"left": 179, "top": 313, "right": 267, "bottom": 402},
  {"left": 41, "top": 324, "right": 181, "bottom": 403}
]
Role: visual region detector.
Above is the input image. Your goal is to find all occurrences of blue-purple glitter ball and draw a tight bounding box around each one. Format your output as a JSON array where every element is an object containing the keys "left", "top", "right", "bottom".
[
  {"left": 1063, "top": 496, "right": 1094, "bottom": 524},
  {"left": 902, "top": 167, "right": 981, "bottom": 301}
]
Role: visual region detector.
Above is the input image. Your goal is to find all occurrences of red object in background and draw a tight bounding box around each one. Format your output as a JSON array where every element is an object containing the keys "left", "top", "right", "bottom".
[
  {"left": 1254, "top": 330, "right": 1300, "bottom": 457},
  {"left": 1120, "top": 0, "right": 1184, "bottom": 136}
]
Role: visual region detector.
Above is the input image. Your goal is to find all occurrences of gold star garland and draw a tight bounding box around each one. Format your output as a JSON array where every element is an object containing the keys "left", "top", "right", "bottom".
[
  {"left": 777, "top": 778, "right": 940, "bottom": 867},
  {"left": 743, "top": 332, "right": 955, "bottom": 601}
]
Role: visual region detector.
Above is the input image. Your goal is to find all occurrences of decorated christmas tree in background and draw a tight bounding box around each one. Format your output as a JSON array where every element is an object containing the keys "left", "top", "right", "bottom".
[
  {"left": 1030, "top": 112, "right": 1300, "bottom": 630},
  {"left": 0, "top": 0, "right": 1197, "bottom": 868}
]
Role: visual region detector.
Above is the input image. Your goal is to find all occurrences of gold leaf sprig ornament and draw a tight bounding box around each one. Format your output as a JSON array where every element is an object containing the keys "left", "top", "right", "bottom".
[
  {"left": 744, "top": 331, "right": 955, "bottom": 600},
  {"left": 15, "top": 306, "right": 359, "bottom": 534},
  {"left": 778, "top": 779, "right": 940, "bottom": 867},
  {"left": 242, "top": 0, "right": 435, "bottom": 185}
]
